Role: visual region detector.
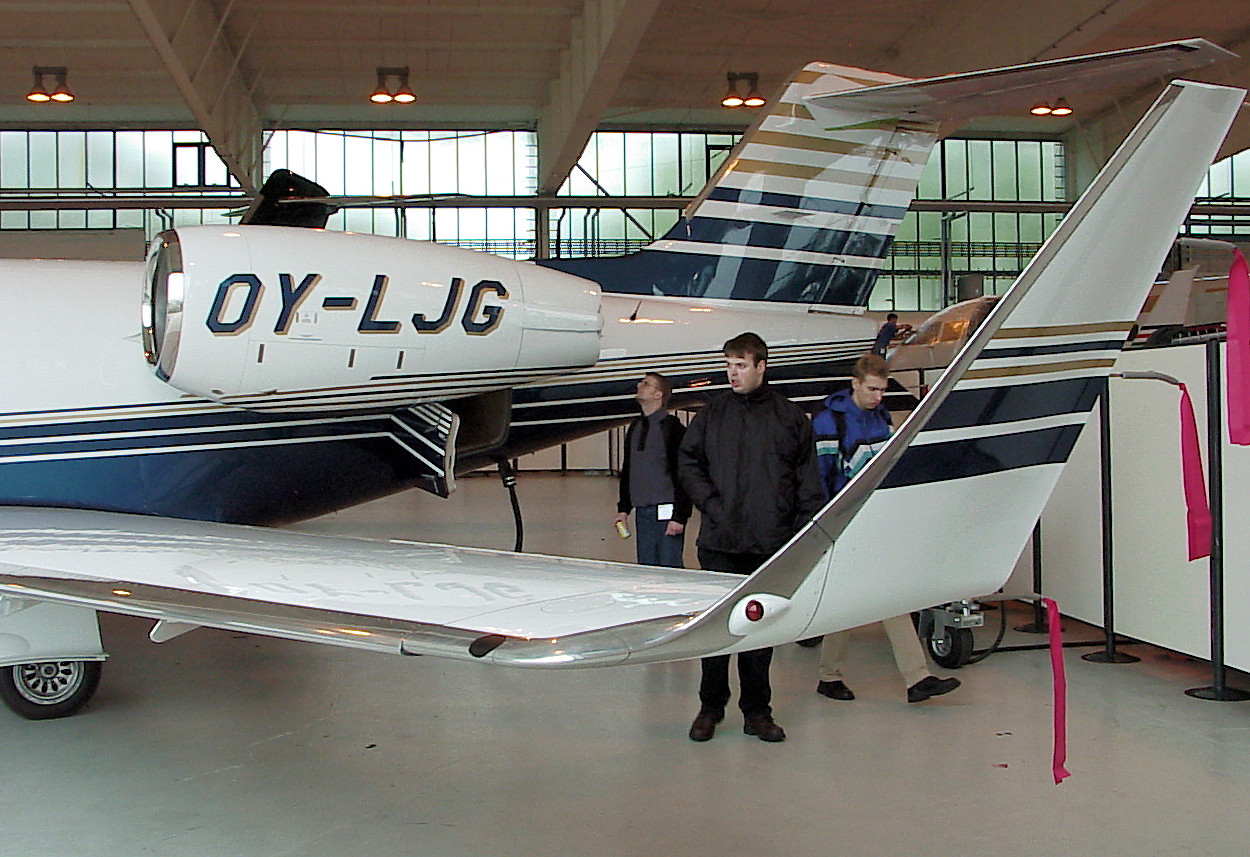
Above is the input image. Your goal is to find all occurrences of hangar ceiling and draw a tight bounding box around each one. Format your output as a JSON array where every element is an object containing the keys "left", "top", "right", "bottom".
[{"left": 4, "top": 0, "right": 1250, "bottom": 194}]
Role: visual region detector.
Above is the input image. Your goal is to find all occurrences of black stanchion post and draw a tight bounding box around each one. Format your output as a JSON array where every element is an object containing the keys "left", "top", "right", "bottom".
[
  {"left": 1015, "top": 519, "right": 1049, "bottom": 634},
  {"left": 1085, "top": 376, "right": 1138, "bottom": 664},
  {"left": 1186, "top": 338, "right": 1250, "bottom": 700}
]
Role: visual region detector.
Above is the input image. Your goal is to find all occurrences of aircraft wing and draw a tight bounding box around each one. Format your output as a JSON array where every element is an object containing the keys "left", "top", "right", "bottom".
[
  {"left": 807, "top": 39, "right": 1234, "bottom": 123},
  {"left": 0, "top": 507, "right": 747, "bottom": 667}
]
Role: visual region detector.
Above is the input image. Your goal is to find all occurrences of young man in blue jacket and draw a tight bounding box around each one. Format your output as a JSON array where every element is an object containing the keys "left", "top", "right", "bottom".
[{"left": 812, "top": 353, "right": 961, "bottom": 704}]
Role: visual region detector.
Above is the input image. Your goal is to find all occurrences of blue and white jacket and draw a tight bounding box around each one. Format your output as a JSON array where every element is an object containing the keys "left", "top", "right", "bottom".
[{"left": 812, "top": 388, "right": 892, "bottom": 499}]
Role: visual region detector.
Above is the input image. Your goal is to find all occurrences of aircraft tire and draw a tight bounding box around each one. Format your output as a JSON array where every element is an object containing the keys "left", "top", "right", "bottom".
[
  {"left": 927, "top": 627, "right": 974, "bottom": 670},
  {"left": 0, "top": 660, "right": 102, "bottom": 720}
]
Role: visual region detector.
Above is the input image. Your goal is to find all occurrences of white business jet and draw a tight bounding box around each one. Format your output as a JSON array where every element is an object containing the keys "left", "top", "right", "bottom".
[{"left": 0, "top": 43, "right": 1239, "bottom": 718}]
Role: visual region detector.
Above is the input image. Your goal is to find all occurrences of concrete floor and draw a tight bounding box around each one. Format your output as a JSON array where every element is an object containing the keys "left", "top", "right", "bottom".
[{"left": 4, "top": 472, "right": 1250, "bottom": 856}]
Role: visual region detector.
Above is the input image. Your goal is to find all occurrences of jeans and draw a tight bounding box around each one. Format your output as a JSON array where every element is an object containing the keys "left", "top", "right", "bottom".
[{"left": 634, "top": 504, "right": 685, "bottom": 567}]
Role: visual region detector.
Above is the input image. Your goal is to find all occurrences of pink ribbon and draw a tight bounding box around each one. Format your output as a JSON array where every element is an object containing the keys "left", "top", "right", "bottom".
[
  {"left": 1178, "top": 384, "right": 1212, "bottom": 561},
  {"left": 1044, "top": 597, "right": 1070, "bottom": 784},
  {"left": 1227, "top": 249, "right": 1250, "bottom": 445}
]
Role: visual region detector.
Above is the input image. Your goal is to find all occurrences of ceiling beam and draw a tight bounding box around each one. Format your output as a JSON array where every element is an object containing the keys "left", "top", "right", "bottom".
[
  {"left": 535, "top": 0, "right": 662, "bottom": 195},
  {"left": 881, "top": 0, "right": 1154, "bottom": 75},
  {"left": 126, "top": 0, "right": 263, "bottom": 193}
]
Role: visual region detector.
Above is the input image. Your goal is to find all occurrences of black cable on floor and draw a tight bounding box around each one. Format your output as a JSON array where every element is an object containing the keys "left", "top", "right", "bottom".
[{"left": 494, "top": 458, "right": 523, "bottom": 552}]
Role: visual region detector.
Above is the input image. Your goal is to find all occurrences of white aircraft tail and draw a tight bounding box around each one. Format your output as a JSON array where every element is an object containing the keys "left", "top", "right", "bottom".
[
  {"left": 462, "top": 77, "right": 1245, "bottom": 668},
  {"left": 680, "top": 79, "right": 1245, "bottom": 657}
]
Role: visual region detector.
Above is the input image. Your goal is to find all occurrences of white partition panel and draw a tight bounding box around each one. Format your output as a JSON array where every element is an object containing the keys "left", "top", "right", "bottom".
[{"left": 1013, "top": 342, "right": 1250, "bottom": 670}]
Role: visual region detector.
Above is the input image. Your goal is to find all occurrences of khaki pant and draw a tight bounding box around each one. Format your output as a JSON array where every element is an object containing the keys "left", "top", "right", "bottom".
[{"left": 818, "top": 614, "right": 930, "bottom": 689}]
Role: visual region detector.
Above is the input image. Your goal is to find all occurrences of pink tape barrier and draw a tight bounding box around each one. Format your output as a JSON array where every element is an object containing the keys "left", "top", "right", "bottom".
[
  {"left": 1178, "top": 383, "right": 1212, "bottom": 561},
  {"left": 1227, "top": 249, "right": 1250, "bottom": 445},
  {"left": 1044, "top": 597, "right": 1070, "bottom": 784}
]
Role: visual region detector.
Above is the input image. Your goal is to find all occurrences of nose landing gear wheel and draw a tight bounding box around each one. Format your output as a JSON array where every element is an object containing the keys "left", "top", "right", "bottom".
[
  {"left": 928, "top": 627, "right": 974, "bottom": 669},
  {"left": 0, "top": 660, "right": 102, "bottom": 720}
]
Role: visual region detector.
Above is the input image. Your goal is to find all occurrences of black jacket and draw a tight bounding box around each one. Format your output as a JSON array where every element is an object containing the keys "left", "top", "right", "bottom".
[
  {"left": 678, "top": 384, "right": 824, "bottom": 555},
  {"left": 616, "top": 412, "right": 692, "bottom": 523}
]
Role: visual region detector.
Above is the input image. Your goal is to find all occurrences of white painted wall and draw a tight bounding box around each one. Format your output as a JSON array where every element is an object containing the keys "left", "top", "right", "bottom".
[
  {"left": 0, "top": 229, "right": 146, "bottom": 261},
  {"left": 1008, "top": 342, "right": 1250, "bottom": 671}
]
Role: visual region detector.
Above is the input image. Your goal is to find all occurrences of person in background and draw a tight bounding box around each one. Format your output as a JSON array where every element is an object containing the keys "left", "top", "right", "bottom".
[
  {"left": 678, "top": 333, "right": 825, "bottom": 743},
  {"left": 812, "top": 353, "right": 961, "bottom": 705},
  {"left": 871, "top": 312, "right": 912, "bottom": 357},
  {"left": 614, "top": 372, "right": 690, "bottom": 567}
]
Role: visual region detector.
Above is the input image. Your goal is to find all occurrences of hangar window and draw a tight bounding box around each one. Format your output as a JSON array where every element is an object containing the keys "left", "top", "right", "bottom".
[
  {"left": 873, "top": 138, "right": 1066, "bottom": 312},
  {"left": 1187, "top": 150, "right": 1250, "bottom": 240}
]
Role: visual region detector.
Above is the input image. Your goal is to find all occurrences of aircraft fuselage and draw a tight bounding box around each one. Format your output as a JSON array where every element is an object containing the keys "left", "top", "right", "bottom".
[{"left": 0, "top": 254, "right": 873, "bottom": 524}]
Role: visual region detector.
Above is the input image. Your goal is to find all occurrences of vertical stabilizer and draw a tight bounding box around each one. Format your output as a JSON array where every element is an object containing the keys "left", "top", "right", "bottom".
[{"left": 541, "top": 62, "right": 939, "bottom": 307}]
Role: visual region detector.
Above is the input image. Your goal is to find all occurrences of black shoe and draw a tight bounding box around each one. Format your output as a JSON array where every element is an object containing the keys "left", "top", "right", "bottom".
[
  {"left": 743, "top": 714, "right": 786, "bottom": 742},
  {"left": 816, "top": 679, "right": 855, "bottom": 700},
  {"left": 688, "top": 709, "right": 723, "bottom": 741},
  {"left": 907, "top": 675, "right": 961, "bottom": 703}
]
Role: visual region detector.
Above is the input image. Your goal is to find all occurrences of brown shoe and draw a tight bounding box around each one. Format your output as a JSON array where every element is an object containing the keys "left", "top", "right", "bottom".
[
  {"left": 688, "top": 709, "right": 723, "bottom": 742},
  {"left": 743, "top": 714, "right": 786, "bottom": 742}
]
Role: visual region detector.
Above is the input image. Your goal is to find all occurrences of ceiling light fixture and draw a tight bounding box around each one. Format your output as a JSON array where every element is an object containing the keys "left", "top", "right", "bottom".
[
  {"left": 27, "top": 66, "right": 72, "bottom": 104},
  {"left": 370, "top": 66, "right": 415, "bottom": 105},
  {"left": 1030, "top": 99, "right": 1073, "bottom": 118},
  {"left": 741, "top": 73, "right": 766, "bottom": 108},
  {"left": 722, "top": 72, "right": 765, "bottom": 109}
]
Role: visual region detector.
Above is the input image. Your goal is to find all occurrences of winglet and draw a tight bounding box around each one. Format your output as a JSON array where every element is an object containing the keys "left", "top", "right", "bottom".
[{"left": 679, "top": 79, "right": 1245, "bottom": 658}]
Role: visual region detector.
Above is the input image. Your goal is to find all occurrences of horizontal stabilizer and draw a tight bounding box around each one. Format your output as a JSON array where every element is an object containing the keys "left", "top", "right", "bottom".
[{"left": 808, "top": 39, "right": 1235, "bottom": 123}]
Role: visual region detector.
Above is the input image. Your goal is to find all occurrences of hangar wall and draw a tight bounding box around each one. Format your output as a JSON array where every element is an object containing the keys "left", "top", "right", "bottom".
[{"left": 0, "top": 228, "right": 145, "bottom": 261}]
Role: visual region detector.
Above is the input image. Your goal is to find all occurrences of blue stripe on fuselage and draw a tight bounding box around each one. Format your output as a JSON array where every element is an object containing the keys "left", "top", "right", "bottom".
[
  {"left": 673, "top": 217, "right": 894, "bottom": 260},
  {"left": 538, "top": 251, "right": 877, "bottom": 305},
  {"left": 980, "top": 340, "right": 1125, "bottom": 359},
  {"left": 921, "top": 376, "right": 1103, "bottom": 432},
  {"left": 706, "top": 187, "right": 909, "bottom": 221},
  {"left": 883, "top": 423, "right": 1084, "bottom": 489}
]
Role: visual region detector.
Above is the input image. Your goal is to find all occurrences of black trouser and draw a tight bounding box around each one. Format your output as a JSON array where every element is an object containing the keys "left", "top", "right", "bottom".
[{"left": 696, "top": 547, "right": 774, "bottom": 718}]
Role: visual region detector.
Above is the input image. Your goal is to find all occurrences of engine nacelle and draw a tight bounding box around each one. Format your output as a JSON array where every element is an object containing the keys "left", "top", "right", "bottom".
[{"left": 141, "top": 226, "right": 602, "bottom": 412}]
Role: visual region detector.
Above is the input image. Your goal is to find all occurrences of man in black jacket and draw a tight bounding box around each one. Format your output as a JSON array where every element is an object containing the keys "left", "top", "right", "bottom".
[
  {"left": 614, "top": 372, "right": 691, "bottom": 567},
  {"left": 678, "top": 332, "right": 825, "bottom": 742}
]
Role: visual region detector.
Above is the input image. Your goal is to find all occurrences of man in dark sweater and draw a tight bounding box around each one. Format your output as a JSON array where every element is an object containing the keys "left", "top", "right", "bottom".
[
  {"left": 678, "top": 332, "right": 825, "bottom": 743},
  {"left": 615, "top": 372, "right": 691, "bottom": 567}
]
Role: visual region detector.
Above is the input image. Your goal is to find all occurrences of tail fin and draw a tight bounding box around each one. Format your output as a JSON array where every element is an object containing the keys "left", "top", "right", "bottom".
[
  {"left": 539, "top": 40, "right": 1231, "bottom": 309},
  {"left": 541, "top": 62, "right": 939, "bottom": 306},
  {"left": 609, "top": 78, "right": 1243, "bottom": 661}
]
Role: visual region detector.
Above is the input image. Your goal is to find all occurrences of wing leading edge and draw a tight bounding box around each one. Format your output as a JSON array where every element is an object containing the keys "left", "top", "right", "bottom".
[{"left": 0, "top": 80, "right": 1243, "bottom": 671}]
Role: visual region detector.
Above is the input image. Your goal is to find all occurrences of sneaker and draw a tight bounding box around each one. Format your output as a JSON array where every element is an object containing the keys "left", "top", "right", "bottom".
[
  {"left": 688, "top": 709, "right": 723, "bottom": 741},
  {"left": 907, "top": 675, "right": 962, "bottom": 703},
  {"left": 743, "top": 714, "right": 786, "bottom": 742},
  {"left": 816, "top": 679, "right": 855, "bottom": 700}
]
